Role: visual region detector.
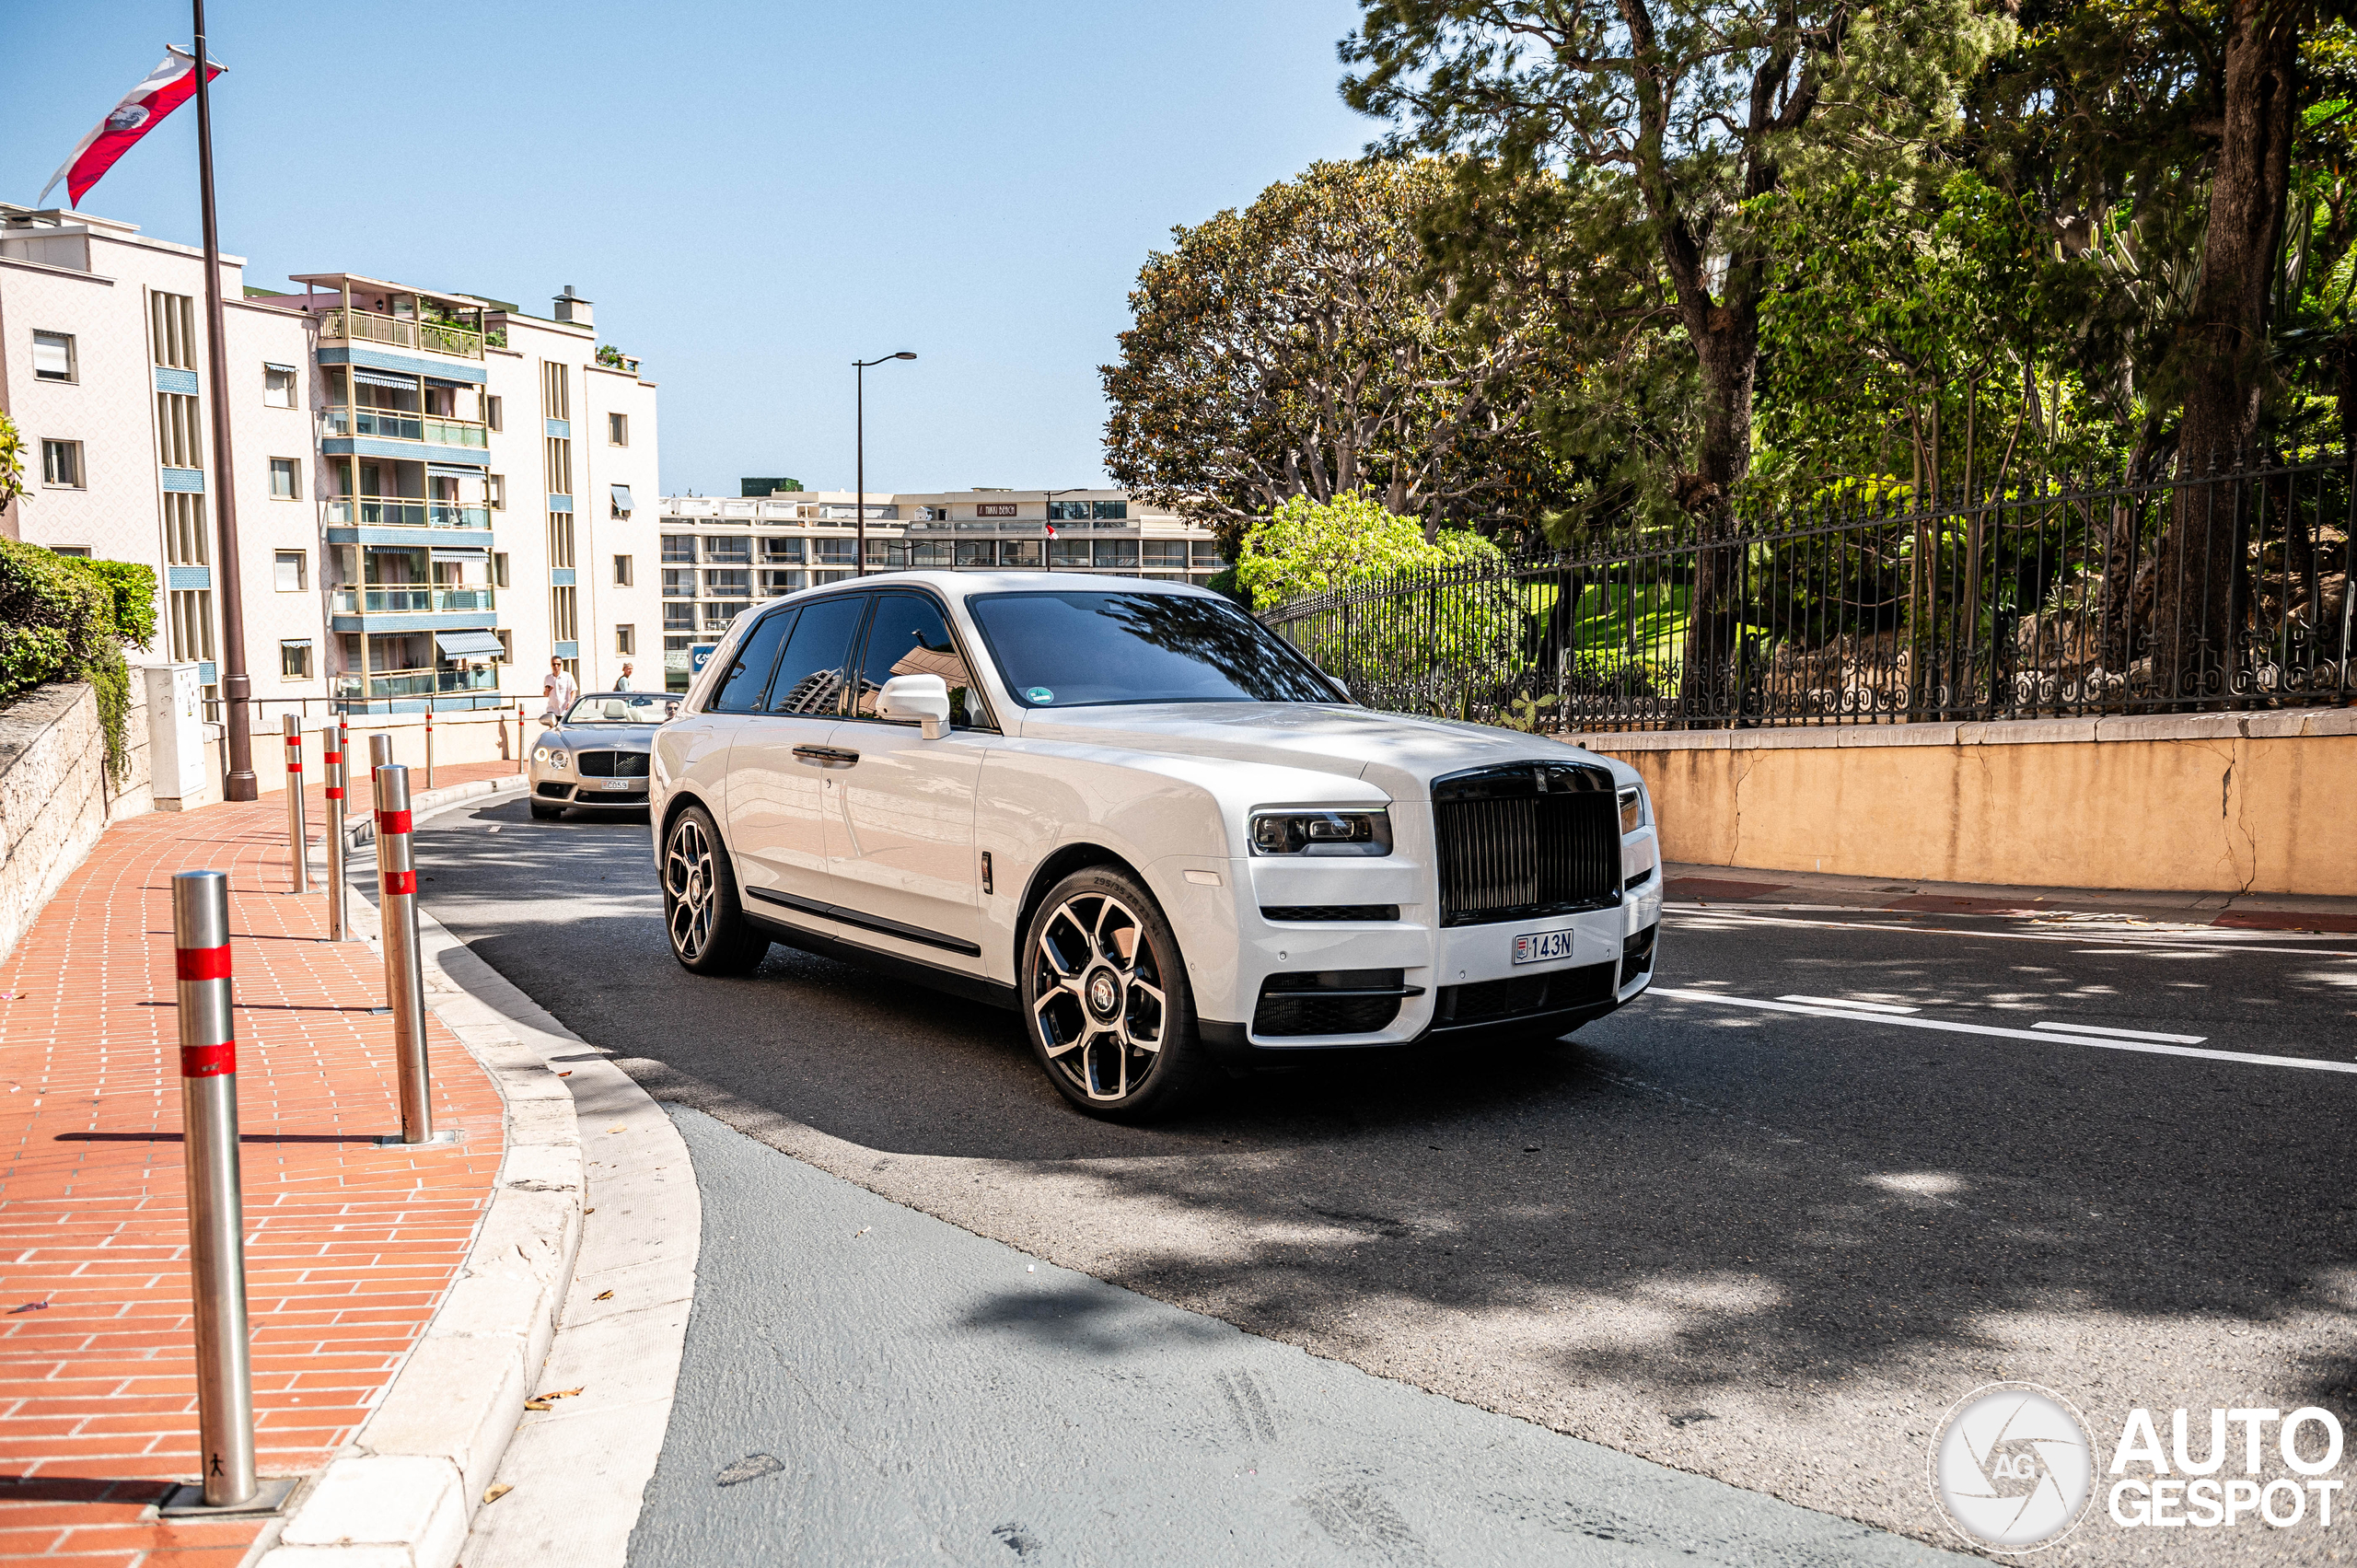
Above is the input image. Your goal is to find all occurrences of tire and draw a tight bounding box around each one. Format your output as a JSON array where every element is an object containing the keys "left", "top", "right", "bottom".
[
  {"left": 1019, "top": 865, "right": 1208, "bottom": 1121},
  {"left": 660, "top": 805, "right": 770, "bottom": 975},
  {"left": 528, "top": 799, "right": 563, "bottom": 820}
]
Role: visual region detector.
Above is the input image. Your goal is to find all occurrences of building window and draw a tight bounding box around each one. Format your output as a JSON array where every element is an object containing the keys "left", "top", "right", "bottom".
[
  {"left": 703, "top": 569, "right": 750, "bottom": 598},
  {"left": 486, "top": 394, "right": 503, "bottom": 432},
  {"left": 41, "top": 439, "right": 82, "bottom": 488},
  {"left": 702, "top": 601, "right": 740, "bottom": 630},
  {"left": 663, "top": 602, "right": 696, "bottom": 633},
  {"left": 551, "top": 584, "right": 578, "bottom": 643},
  {"left": 263, "top": 364, "right": 296, "bottom": 408},
  {"left": 608, "top": 412, "right": 628, "bottom": 446},
  {"left": 548, "top": 513, "right": 575, "bottom": 570},
  {"left": 157, "top": 391, "right": 202, "bottom": 468},
  {"left": 1094, "top": 500, "right": 1129, "bottom": 520},
  {"left": 164, "top": 492, "right": 208, "bottom": 565},
  {"left": 168, "top": 588, "right": 215, "bottom": 662},
  {"left": 269, "top": 458, "right": 301, "bottom": 499},
  {"left": 273, "top": 551, "right": 307, "bottom": 592},
  {"left": 47, "top": 545, "right": 91, "bottom": 558},
  {"left": 280, "top": 640, "right": 312, "bottom": 679},
  {"left": 1093, "top": 541, "right": 1140, "bottom": 569},
  {"left": 489, "top": 473, "right": 505, "bottom": 510},
  {"left": 495, "top": 629, "right": 515, "bottom": 663},
  {"left": 615, "top": 623, "right": 636, "bottom": 656},
  {"left": 492, "top": 552, "right": 510, "bottom": 588},
  {"left": 32, "top": 331, "right": 75, "bottom": 383},
  {"left": 760, "top": 536, "right": 804, "bottom": 564},
  {"left": 613, "top": 553, "right": 633, "bottom": 587},
  {"left": 540, "top": 362, "right": 570, "bottom": 423},
  {"left": 151, "top": 292, "right": 197, "bottom": 369},
  {"left": 702, "top": 536, "right": 750, "bottom": 564},
  {"left": 1143, "top": 541, "right": 1189, "bottom": 568},
  {"left": 661, "top": 534, "right": 695, "bottom": 564},
  {"left": 662, "top": 568, "right": 693, "bottom": 598}
]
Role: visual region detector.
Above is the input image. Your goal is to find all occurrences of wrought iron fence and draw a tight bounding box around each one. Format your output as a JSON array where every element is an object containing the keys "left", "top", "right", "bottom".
[{"left": 1259, "top": 456, "right": 2357, "bottom": 731}]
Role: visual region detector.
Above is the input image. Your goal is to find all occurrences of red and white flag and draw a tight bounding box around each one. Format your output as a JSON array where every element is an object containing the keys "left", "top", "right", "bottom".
[{"left": 38, "top": 47, "right": 225, "bottom": 210}]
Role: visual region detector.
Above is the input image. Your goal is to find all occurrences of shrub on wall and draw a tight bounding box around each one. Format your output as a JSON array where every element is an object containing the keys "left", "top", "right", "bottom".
[{"left": 0, "top": 538, "right": 154, "bottom": 784}]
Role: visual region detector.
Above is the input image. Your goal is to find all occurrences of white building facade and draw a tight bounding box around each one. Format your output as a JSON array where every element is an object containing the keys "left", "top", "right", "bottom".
[
  {"left": 0, "top": 204, "right": 659, "bottom": 714},
  {"left": 652, "top": 487, "right": 1229, "bottom": 691}
]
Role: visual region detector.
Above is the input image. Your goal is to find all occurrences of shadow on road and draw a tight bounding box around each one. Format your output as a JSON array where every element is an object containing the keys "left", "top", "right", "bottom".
[{"left": 416, "top": 794, "right": 2357, "bottom": 1487}]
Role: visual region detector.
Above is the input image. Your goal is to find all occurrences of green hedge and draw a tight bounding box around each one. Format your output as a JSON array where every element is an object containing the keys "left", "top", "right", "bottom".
[{"left": 0, "top": 538, "right": 157, "bottom": 783}]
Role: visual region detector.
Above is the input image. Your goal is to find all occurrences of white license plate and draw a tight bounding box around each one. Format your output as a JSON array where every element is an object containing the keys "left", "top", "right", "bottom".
[
  {"left": 1512, "top": 929, "right": 1576, "bottom": 966},
  {"left": 598, "top": 779, "right": 633, "bottom": 790}
]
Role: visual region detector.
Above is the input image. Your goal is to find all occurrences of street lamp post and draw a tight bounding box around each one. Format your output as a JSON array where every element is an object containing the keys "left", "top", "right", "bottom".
[
  {"left": 853, "top": 352, "right": 916, "bottom": 576},
  {"left": 192, "top": 0, "right": 255, "bottom": 801}
]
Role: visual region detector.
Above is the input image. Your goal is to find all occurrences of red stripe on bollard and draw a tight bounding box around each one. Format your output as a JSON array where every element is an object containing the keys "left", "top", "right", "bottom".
[
  {"left": 176, "top": 945, "right": 232, "bottom": 981},
  {"left": 180, "top": 1042, "right": 237, "bottom": 1078},
  {"left": 377, "top": 809, "right": 412, "bottom": 835},
  {"left": 384, "top": 870, "right": 417, "bottom": 894}
]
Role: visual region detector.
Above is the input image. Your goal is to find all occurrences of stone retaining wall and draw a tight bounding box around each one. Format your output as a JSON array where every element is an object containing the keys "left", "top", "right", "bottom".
[
  {"left": 1569, "top": 709, "right": 2357, "bottom": 897},
  {"left": 0, "top": 679, "right": 154, "bottom": 964}
]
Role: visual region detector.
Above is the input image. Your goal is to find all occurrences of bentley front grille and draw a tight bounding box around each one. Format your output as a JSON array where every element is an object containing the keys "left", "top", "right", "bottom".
[{"left": 573, "top": 749, "right": 651, "bottom": 779}]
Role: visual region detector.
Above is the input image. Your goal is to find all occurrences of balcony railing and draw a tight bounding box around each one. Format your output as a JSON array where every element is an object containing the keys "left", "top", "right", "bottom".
[
  {"left": 324, "top": 496, "right": 493, "bottom": 529},
  {"left": 332, "top": 664, "right": 501, "bottom": 700},
  {"left": 319, "top": 307, "right": 485, "bottom": 361},
  {"left": 331, "top": 586, "right": 497, "bottom": 615},
  {"left": 327, "top": 408, "right": 491, "bottom": 448}
]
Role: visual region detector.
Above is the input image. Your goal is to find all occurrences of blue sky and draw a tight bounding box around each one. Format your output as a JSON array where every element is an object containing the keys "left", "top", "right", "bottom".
[{"left": 2, "top": 0, "right": 1374, "bottom": 495}]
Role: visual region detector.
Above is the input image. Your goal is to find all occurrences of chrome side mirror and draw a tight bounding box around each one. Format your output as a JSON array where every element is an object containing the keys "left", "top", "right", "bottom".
[{"left": 877, "top": 673, "right": 951, "bottom": 739}]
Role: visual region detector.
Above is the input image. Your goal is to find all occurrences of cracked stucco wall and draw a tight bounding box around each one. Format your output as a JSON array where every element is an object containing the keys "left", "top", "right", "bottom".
[{"left": 1570, "top": 712, "right": 2357, "bottom": 897}]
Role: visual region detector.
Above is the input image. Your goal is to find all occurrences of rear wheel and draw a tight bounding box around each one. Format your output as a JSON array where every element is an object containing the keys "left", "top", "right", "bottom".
[
  {"left": 1020, "top": 866, "right": 1207, "bottom": 1121},
  {"left": 661, "top": 805, "right": 769, "bottom": 975}
]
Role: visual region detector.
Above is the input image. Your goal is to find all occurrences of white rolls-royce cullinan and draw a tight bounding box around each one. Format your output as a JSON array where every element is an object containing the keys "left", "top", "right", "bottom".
[{"left": 649, "top": 573, "right": 1661, "bottom": 1120}]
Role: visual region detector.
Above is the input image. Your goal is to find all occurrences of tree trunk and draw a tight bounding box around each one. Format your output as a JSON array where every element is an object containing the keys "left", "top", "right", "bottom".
[
  {"left": 2153, "top": 0, "right": 2298, "bottom": 704},
  {"left": 1676, "top": 319, "right": 1757, "bottom": 725}
]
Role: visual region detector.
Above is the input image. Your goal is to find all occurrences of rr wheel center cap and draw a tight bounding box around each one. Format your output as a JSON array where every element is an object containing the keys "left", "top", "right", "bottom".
[{"left": 1086, "top": 970, "right": 1121, "bottom": 1019}]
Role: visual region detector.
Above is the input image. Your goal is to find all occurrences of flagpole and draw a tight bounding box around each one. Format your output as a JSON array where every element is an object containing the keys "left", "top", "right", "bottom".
[{"left": 192, "top": 0, "right": 254, "bottom": 802}]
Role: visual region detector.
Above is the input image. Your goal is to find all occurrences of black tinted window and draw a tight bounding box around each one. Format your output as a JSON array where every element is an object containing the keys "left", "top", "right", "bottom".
[
  {"left": 967, "top": 589, "right": 1337, "bottom": 707},
  {"left": 848, "top": 593, "right": 979, "bottom": 726},
  {"left": 706, "top": 610, "right": 795, "bottom": 714},
  {"left": 766, "top": 595, "right": 868, "bottom": 715}
]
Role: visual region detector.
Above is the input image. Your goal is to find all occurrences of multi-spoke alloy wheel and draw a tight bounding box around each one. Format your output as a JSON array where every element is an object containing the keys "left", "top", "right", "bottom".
[
  {"left": 660, "top": 805, "right": 768, "bottom": 975},
  {"left": 1021, "top": 867, "right": 1204, "bottom": 1120}
]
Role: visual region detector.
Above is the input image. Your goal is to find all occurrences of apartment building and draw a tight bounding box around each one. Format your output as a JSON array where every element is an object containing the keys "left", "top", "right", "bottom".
[
  {"left": 653, "top": 486, "right": 1228, "bottom": 690},
  {"left": 0, "top": 204, "right": 658, "bottom": 712}
]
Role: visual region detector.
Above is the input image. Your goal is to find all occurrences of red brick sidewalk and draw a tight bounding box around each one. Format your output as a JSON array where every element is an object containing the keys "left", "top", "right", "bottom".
[{"left": 0, "top": 765, "right": 519, "bottom": 1565}]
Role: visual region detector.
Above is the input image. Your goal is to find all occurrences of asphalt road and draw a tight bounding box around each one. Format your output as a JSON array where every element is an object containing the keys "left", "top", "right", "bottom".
[{"left": 415, "top": 796, "right": 2357, "bottom": 1562}]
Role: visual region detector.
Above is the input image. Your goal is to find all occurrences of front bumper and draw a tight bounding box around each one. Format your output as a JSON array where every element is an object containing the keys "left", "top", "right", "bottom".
[
  {"left": 1180, "top": 824, "right": 1664, "bottom": 1057},
  {"left": 530, "top": 772, "right": 651, "bottom": 809}
]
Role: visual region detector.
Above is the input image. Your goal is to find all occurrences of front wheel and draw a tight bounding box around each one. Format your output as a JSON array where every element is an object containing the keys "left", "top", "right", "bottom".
[
  {"left": 1020, "top": 866, "right": 1208, "bottom": 1121},
  {"left": 660, "top": 805, "right": 769, "bottom": 975}
]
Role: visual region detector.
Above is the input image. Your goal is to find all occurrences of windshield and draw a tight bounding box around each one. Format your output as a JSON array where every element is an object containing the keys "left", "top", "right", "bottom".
[
  {"left": 965, "top": 588, "right": 1341, "bottom": 708},
  {"left": 563, "top": 693, "right": 672, "bottom": 725}
]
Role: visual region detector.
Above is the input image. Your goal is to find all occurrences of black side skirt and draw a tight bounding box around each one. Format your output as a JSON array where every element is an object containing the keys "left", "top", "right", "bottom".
[{"left": 742, "top": 905, "right": 1017, "bottom": 1012}]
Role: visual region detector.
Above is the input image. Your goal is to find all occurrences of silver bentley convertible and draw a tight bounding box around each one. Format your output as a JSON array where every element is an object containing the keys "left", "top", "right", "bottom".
[{"left": 529, "top": 691, "right": 675, "bottom": 820}]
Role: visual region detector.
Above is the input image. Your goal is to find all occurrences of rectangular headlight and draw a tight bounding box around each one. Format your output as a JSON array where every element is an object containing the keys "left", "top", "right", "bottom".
[
  {"left": 1249, "top": 809, "right": 1392, "bottom": 856},
  {"left": 1619, "top": 785, "right": 1645, "bottom": 836}
]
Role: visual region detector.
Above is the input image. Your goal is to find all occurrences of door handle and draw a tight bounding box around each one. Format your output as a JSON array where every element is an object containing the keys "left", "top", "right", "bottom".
[{"left": 792, "top": 745, "right": 860, "bottom": 769}]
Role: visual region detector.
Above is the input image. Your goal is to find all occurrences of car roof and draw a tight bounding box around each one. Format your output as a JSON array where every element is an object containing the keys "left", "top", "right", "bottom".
[{"left": 778, "top": 571, "right": 1221, "bottom": 608}]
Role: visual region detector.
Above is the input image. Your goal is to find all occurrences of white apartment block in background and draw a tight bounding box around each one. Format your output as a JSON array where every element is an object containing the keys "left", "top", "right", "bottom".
[
  {"left": 653, "top": 487, "right": 1228, "bottom": 690},
  {"left": 0, "top": 203, "right": 659, "bottom": 713}
]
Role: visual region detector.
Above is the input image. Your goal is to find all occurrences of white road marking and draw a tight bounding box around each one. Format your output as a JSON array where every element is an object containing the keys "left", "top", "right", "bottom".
[
  {"left": 2032, "top": 1020, "right": 2207, "bottom": 1045},
  {"left": 1663, "top": 907, "right": 2357, "bottom": 960},
  {"left": 1651, "top": 987, "right": 2357, "bottom": 1074},
  {"left": 1776, "top": 994, "right": 1920, "bottom": 1014}
]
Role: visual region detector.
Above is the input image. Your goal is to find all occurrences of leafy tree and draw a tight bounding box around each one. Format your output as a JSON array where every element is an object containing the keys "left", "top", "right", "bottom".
[
  {"left": 0, "top": 410, "right": 25, "bottom": 517},
  {"left": 1341, "top": 0, "right": 2008, "bottom": 717},
  {"left": 1102, "top": 159, "right": 1578, "bottom": 551},
  {"left": 1233, "top": 488, "right": 1504, "bottom": 606}
]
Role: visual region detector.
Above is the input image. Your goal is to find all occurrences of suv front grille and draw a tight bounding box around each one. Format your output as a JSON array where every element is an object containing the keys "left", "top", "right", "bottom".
[
  {"left": 1432, "top": 761, "right": 1621, "bottom": 927},
  {"left": 574, "top": 749, "right": 650, "bottom": 778}
]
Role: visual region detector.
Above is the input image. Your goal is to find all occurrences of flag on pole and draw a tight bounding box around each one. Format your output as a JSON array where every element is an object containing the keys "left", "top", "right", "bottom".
[{"left": 38, "top": 47, "right": 225, "bottom": 210}]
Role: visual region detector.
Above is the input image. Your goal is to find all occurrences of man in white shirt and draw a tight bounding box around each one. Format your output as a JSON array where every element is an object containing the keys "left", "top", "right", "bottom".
[
  {"left": 541, "top": 657, "right": 577, "bottom": 722},
  {"left": 613, "top": 663, "right": 635, "bottom": 691}
]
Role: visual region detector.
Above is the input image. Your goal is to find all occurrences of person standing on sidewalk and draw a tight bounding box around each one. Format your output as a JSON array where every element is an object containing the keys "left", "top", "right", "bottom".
[
  {"left": 614, "top": 663, "right": 636, "bottom": 691},
  {"left": 542, "top": 658, "right": 577, "bottom": 723}
]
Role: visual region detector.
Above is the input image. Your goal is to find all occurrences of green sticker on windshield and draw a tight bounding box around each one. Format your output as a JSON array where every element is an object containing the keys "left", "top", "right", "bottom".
[{"left": 1026, "top": 687, "right": 1054, "bottom": 703}]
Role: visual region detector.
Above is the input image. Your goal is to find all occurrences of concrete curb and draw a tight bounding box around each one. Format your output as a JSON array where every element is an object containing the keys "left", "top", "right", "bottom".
[
  {"left": 251, "top": 774, "right": 585, "bottom": 1568},
  {"left": 343, "top": 772, "right": 527, "bottom": 849}
]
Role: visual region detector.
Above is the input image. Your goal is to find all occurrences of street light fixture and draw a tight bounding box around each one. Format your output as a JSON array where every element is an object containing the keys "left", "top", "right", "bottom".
[{"left": 853, "top": 351, "right": 917, "bottom": 576}]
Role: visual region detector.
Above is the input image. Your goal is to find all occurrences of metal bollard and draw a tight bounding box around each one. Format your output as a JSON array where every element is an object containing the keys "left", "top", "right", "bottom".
[
  {"left": 516, "top": 699, "right": 527, "bottom": 774},
  {"left": 367, "top": 733, "right": 394, "bottom": 891},
  {"left": 374, "top": 763, "right": 433, "bottom": 1144},
  {"left": 171, "top": 870, "right": 256, "bottom": 1507},
  {"left": 321, "top": 724, "right": 348, "bottom": 941},
  {"left": 280, "top": 716, "right": 308, "bottom": 895},
  {"left": 424, "top": 706, "right": 435, "bottom": 791}
]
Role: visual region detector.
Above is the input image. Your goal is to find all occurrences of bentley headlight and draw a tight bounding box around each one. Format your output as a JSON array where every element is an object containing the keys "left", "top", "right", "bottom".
[
  {"left": 548, "top": 750, "right": 569, "bottom": 771},
  {"left": 1249, "top": 809, "right": 1391, "bottom": 856},
  {"left": 1619, "top": 784, "right": 1648, "bottom": 835},
  {"left": 532, "top": 746, "right": 550, "bottom": 763}
]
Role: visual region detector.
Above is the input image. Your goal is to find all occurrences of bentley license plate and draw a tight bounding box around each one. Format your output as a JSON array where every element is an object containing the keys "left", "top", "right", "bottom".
[
  {"left": 598, "top": 779, "right": 632, "bottom": 789},
  {"left": 1513, "top": 930, "right": 1575, "bottom": 966}
]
